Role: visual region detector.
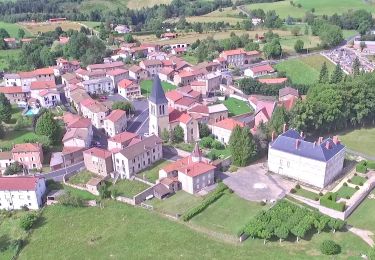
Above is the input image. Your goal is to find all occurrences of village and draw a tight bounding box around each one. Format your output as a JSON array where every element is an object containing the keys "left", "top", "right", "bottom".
[{"left": 0, "top": 5, "right": 375, "bottom": 259}]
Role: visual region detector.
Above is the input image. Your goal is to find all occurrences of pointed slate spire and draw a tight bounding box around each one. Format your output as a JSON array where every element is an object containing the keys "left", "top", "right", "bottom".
[
  {"left": 149, "top": 75, "right": 168, "bottom": 104},
  {"left": 191, "top": 142, "right": 202, "bottom": 162}
]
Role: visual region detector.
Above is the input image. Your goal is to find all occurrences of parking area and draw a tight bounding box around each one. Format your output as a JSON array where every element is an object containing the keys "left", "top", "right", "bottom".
[{"left": 220, "top": 163, "right": 295, "bottom": 202}]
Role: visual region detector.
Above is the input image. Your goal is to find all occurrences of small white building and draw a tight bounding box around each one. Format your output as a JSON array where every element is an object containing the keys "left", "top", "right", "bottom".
[
  {"left": 210, "top": 118, "right": 245, "bottom": 145},
  {"left": 0, "top": 152, "right": 14, "bottom": 174},
  {"left": 268, "top": 129, "right": 346, "bottom": 188},
  {"left": 31, "top": 89, "right": 61, "bottom": 108},
  {"left": 0, "top": 176, "right": 46, "bottom": 210},
  {"left": 81, "top": 77, "right": 114, "bottom": 95},
  {"left": 118, "top": 79, "right": 141, "bottom": 99}
]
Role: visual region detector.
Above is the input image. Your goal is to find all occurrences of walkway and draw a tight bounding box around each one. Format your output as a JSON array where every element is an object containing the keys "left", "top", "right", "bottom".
[{"left": 347, "top": 225, "right": 374, "bottom": 247}]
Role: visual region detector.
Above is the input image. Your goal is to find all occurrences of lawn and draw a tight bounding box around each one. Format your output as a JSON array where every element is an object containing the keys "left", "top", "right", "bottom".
[
  {"left": 0, "top": 49, "right": 21, "bottom": 70},
  {"left": 295, "top": 188, "right": 321, "bottom": 201},
  {"left": 348, "top": 190, "right": 375, "bottom": 234},
  {"left": 222, "top": 97, "right": 252, "bottom": 116},
  {"left": 275, "top": 54, "right": 335, "bottom": 85},
  {"left": 0, "top": 21, "right": 31, "bottom": 38},
  {"left": 245, "top": 0, "right": 375, "bottom": 19},
  {"left": 350, "top": 175, "right": 367, "bottom": 186},
  {"left": 78, "top": 21, "right": 101, "bottom": 29},
  {"left": 340, "top": 128, "right": 375, "bottom": 157},
  {"left": 182, "top": 53, "right": 199, "bottom": 65},
  {"left": 109, "top": 179, "right": 150, "bottom": 198},
  {"left": 68, "top": 170, "right": 97, "bottom": 185},
  {"left": 137, "top": 159, "right": 170, "bottom": 184},
  {"left": 190, "top": 193, "right": 267, "bottom": 235},
  {"left": 206, "top": 147, "right": 231, "bottom": 160},
  {"left": 63, "top": 185, "right": 98, "bottom": 200},
  {"left": 335, "top": 186, "right": 357, "bottom": 199},
  {"left": 0, "top": 130, "right": 50, "bottom": 151},
  {"left": 148, "top": 190, "right": 204, "bottom": 216},
  {"left": 140, "top": 79, "right": 176, "bottom": 96},
  {"left": 18, "top": 200, "right": 370, "bottom": 259}
]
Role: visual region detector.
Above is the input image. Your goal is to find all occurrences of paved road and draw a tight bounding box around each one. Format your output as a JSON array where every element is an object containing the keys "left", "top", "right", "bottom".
[
  {"left": 36, "top": 161, "right": 85, "bottom": 181},
  {"left": 127, "top": 99, "right": 149, "bottom": 135}
]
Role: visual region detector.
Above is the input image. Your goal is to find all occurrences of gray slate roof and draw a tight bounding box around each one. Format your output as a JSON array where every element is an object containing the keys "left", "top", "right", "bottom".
[
  {"left": 118, "top": 134, "right": 162, "bottom": 159},
  {"left": 149, "top": 75, "right": 168, "bottom": 104},
  {"left": 270, "top": 129, "right": 345, "bottom": 162}
]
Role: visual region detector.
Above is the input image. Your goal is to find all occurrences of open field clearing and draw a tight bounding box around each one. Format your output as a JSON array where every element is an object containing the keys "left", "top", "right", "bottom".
[
  {"left": 0, "top": 49, "right": 21, "bottom": 70},
  {"left": 275, "top": 54, "right": 335, "bottom": 85},
  {"left": 0, "top": 21, "right": 31, "bottom": 38},
  {"left": 244, "top": 0, "right": 375, "bottom": 19},
  {"left": 127, "top": 0, "right": 172, "bottom": 9},
  {"left": 340, "top": 128, "right": 375, "bottom": 157},
  {"left": 18, "top": 21, "right": 84, "bottom": 35},
  {"left": 17, "top": 200, "right": 370, "bottom": 259}
]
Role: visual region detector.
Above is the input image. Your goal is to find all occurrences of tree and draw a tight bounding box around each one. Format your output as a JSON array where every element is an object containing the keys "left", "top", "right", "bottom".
[
  {"left": 318, "top": 62, "right": 329, "bottom": 83},
  {"left": 244, "top": 42, "right": 260, "bottom": 51},
  {"left": 19, "top": 213, "right": 38, "bottom": 230},
  {"left": 268, "top": 106, "right": 289, "bottom": 134},
  {"left": 263, "top": 39, "right": 282, "bottom": 59},
  {"left": 304, "top": 25, "right": 309, "bottom": 35},
  {"left": 161, "top": 128, "right": 170, "bottom": 142},
  {"left": 274, "top": 225, "right": 289, "bottom": 243},
  {"left": 229, "top": 126, "right": 257, "bottom": 167},
  {"left": 198, "top": 122, "right": 211, "bottom": 138},
  {"left": 35, "top": 111, "right": 60, "bottom": 143},
  {"left": 4, "top": 162, "right": 23, "bottom": 175},
  {"left": 328, "top": 218, "right": 345, "bottom": 233},
  {"left": 58, "top": 191, "right": 83, "bottom": 207},
  {"left": 320, "top": 240, "right": 341, "bottom": 255},
  {"left": 112, "top": 101, "right": 134, "bottom": 114},
  {"left": 258, "top": 228, "right": 272, "bottom": 244},
  {"left": 18, "top": 28, "right": 25, "bottom": 39},
  {"left": 352, "top": 57, "right": 360, "bottom": 76},
  {"left": 193, "top": 23, "right": 203, "bottom": 34},
  {"left": 124, "top": 33, "right": 134, "bottom": 43},
  {"left": 171, "top": 125, "right": 184, "bottom": 143},
  {"left": 360, "top": 41, "right": 366, "bottom": 51},
  {"left": 291, "top": 224, "right": 308, "bottom": 243},
  {"left": 330, "top": 63, "right": 343, "bottom": 84},
  {"left": 0, "top": 93, "right": 12, "bottom": 123},
  {"left": 0, "top": 28, "right": 10, "bottom": 39},
  {"left": 314, "top": 215, "right": 330, "bottom": 234},
  {"left": 294, "top": 39, "right": 304, "bottom": 53},
  {"left": 99, "top": 183, "right": 111, "bottom": 199},
  {"left": 0, "top": 122, "right": 4, "bottom": 138},
  {"left": 290, "top": 26, "right": 300, "bottom": 36}
]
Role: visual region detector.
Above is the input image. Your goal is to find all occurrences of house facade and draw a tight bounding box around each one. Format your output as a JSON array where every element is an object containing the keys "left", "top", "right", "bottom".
[
  {"left": 11, "top": 143, "right": 44, "bottom": 171},
  {"left": 211, "top": 118, "right": 244, "bottom": 144},
  {"left": 83, "top": 147, "right": 114, "bottom": 177},
  {"left": 104, "top": 109, "right": 127, "bottom": 137},
  {"left": 81, "top": 77, "right": 114, "bottom": 95},
  {"left": 80, "top": 98, "right": 110, "bottom": 129}
]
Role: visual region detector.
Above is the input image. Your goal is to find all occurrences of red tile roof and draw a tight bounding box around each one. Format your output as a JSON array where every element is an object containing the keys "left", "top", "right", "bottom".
[
  {"left": 188, "top": 104, "right": 209, "bottom": 114},
  {"left": 118, "top": 79, "right": 135, "bottom": 89},
  {"left": 105, "top": 109, "right": 126, "bottom": 122},
  {"left": 0, "top": 176, "right": 43, "bottom": 191},
  {"left": 33, "top": 67, "right": 54, "bottom": 75},
  {"left": 169, "top": 109, "right": 192, "bottom": 124},
  {"left": 279, "top": 96, "right": 298, "bottom": 111},
  {"left": 159, "top": 67, "right": 175, "bottom": 75},
  {"left": 174, "top": 96, "right": 196, "bottom": 107},
  {"left": 62, "top": 146, "right": 86, "bottom": 155},
  {"left": 84, "top": 147, "right": 112, "bottom": 159},
  {"left": 0, "top": 151, "right": 12, "bottom": 160},
  {"left": 68, "top": 118, "right": 92, "bottom": 128},
  {"left": 12, "top": 143, "right": 42, "bottom": 153},
  {"left": 19, "top": 71, "right": 35, "bottom": 78},
  {"left": 249, "top": 64, "right": 274, "bottom": 74},
  {"left": 279, "top": 86, "right": 299, "bottom": 98},
  {"left": 129, "top": 65, "right": 143, "bottom": 73},
  {"left": 165, "top": 90, "right": 183, "bottom": 102},
  {"left": 30, "top": 80, "right": 56, "bottom": 90},
  {"left": 0, "top": 86, "right": 23, "bottom": 94},
  {"left": 180, "top": 162, "right": 216, "bottom": 177},
  {"left": 213, "top": 118, "right": 244, "bottom": 131},
  {"left": 258, "top": 77, "right": 288, "bottom": 84},
  {"left": 87, "top": 61, "right": 124, "bottom": 71},
  {"left": 4, "top": 38, "right": 16, "bottom": 42},
  {"left": 106, "top": 68, "right": 128, "bottom": 76},
  {"left": 109, "top": 131, "right": 138, "bottom": 144}
]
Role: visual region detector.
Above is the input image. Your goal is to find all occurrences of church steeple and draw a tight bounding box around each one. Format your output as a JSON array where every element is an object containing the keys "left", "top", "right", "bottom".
[
  {"left": 191, "top": 142, "right": 202, "bottom": 162},
  {"left": 149, "top": 75, "right": 168, "bottom": 104}
]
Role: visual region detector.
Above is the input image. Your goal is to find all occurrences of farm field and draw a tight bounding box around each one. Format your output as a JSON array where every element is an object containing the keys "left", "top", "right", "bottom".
[
  {"left": 275, "top": 54, "right": 335, "bottom": 85},
  {"left": 340, "top": 128, "right": 375, "bottom": 157},
  {"left": 222, "top": 97, "right": 252, "bottom": 116},
  {"left": 0, "top": 49, "right": 21, "bottom": 71},
  {"left": 137, "top": 159, "right": 170, "bottom": 184},
  {"left": 18, "top": 21, "right": 84, "bottom": 35},
  {"left": 244, "top": 0, "right": 375, "bottom": 19},
  {"left": 0, "top": 21, "right": 31, "bottom": 38},
  {"left": 190, "top": 193, "right": 267, "bottom": 235},
  {"left": 127, "top": 0, "right": 172, "bottom": 9},
  {"left": 17, "top": 200, "right": 370, "bottom": 259},
  {"left": 78, "top": 21, "right": 101, "bottom": 30},
  {"left": 140, "top": 79, "right": 176, "bottom": 96}
]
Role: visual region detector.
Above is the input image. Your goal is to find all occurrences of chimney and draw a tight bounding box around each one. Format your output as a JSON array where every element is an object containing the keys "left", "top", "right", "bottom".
[
  {"left": 325, "top": 141, "right": 331, "bottom": 150},
  {"left": 313, "top": 141, "right": 316, "bottom": 148},
  {"left": 283, "top": 123, "right": 287, "bottom": 133},
  {"left": 271, "top": 131, "right": 275, "bottom": 142},
  {"left": 333, "top": 136, "right": 340, "bottom": 145},
  {"left": 318, "top": 137, "right": 323, "bottom": 145},
  {"left": 300, "top": 131, "right": 303, "bottom": 138},
  {"left": 295, "top": 139, "right": 300, "bottom": 149}
]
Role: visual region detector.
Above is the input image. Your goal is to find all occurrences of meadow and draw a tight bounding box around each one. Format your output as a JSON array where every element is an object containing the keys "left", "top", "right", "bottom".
[
  {"left": 0, "top": 49, "right": 20, "bottom": 71},
  {"left": 222, "top": 97, "right": 252, "bottom": 116},
  {"left": 0, "top": 21, "right": 31, "bottom": 38},
  {"left": 17, "top": 200, "right": 371, "bottom": 259},
  {"left": 275, "top": 54, "right": 335, "bottom": 85},
  {"left": 244, "top": 0, "right": 375, "bottom": 19},
  {"left": 340, "top": 128, "right": 375, "bottom": 157},
  {"left": 18, "top": 21, "right": 85, "bottom": 35}
]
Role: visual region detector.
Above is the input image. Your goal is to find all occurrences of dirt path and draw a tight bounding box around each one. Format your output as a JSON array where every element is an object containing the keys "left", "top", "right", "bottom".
[{"left": 347, "top": 225, "right": 374, "bottom": 247}]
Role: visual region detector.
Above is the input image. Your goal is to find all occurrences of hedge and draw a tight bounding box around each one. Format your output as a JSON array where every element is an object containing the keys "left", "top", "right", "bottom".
[
  {"left": 182, "top": 183, "right": 228, "bottom": 221},
  {"left": 320, "top": 192, "right": 345, "bottom": 212},
  {"left": 356, "top": 164, "right": 368, "bottom": 174},
  {"left": 367, "top": 161, "right": 375, "bottom": 170}
]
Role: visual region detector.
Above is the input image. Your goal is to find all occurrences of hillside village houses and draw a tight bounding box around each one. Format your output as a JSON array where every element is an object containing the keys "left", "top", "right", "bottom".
[
  {"left": 118, "top": 79, "right": 141, "bottom": 99},
  {"left": 104, "top": 109, "right": 127, "bottom": 137},
  {"left": 80, "top": 98, "right": 110, "bottom": 129},
  {"left": 218, "top": 49, "right": 260, "bottom": 67},
  {"left": 0, "top": 176, "right": 46, "bottom": 210},
  {"left": 83, "top": 147, "right": 114, "bottom": 176},
  {"left": 210, "top": 118, "right": 245, "bottom": 145},
  {"left": 11, "top": 143, "right": 44, "bottom": 171},
  {"left": 244, "top": 63, "right": 275, "bottom": 78},
  {"left": 268, "top": 129, "right": 346, "bottom": 188}
]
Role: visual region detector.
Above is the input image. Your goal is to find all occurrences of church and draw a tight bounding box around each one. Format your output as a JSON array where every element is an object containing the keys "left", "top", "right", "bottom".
[{"left": 148, "top": 76, "right": 199, "bottom": 142}]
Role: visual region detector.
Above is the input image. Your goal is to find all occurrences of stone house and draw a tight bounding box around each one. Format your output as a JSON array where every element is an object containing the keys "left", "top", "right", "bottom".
[{"left": 83, "top": 147, "right": 114, "bottom": 176}]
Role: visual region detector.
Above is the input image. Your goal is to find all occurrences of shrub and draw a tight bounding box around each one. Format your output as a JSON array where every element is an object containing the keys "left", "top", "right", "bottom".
[
  {"left": 200, "top": 136, "right": 214, "bottom": 148},
  {"left": 345, "top": 195, "right": 350, "bottom": 199},
  {"left": 58, "top": 191, "right": 84, "bottom": 207},
  {"left": 319, "top": 192, "right": 323, "bottom": 196},
  {"left": 354, "top": 173, "right": 358, "bottom": 176},
  {"left": 355, "top": 186, "right": 360, "bottom": 190},
  {"left": 348, "top": 179, "right": 352, "bottom": 183},
  {"left": 290, "top": 188, "right": 296, "bottom": 193},
  {"left": 314, "top": 197, "right": 319, "bottom": 201},
  {"left": 320, "top": 240, "right": 341, "bottom": 255},
  {"left": 212, "top": 140, "right": 224, "bottom": 150},
  {"left": 356, "top": 163, "right": 367, "bottom": 174},
  {"left": 359, "top": 181, "right": 364, "bottom": 186},
  {"left": 228, "top": 188, "right": 234, "bottom": 194},
  {"left": 228, "top": 165, "right": 238, "bottom": 172},
  {"left": 295, "top": 184, "right": 301, "bottom": 189},
  {"left": 367, "top": 160, "right": 375, "bottom": 170},
  {"left": 182, "top": 183, "right": 228, "bottom": 221},
  {"left": 343, "top": 182, "right": 348, "bottom": 187},
  {"left": 19, "top": 213, "right": 38, "bottom": 231}
]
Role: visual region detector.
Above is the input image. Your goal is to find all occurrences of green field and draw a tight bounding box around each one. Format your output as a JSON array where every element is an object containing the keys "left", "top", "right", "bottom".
[
  {"left": 245, "top": 0, "right": 375, "bottom": 19},
  {"left": 340, "top": 128, "right": 375, "bottom": 157},
  {"left": 17, "top": 200, "right": 370, "bottom": 259},
  {"left": 275, "top": 54, "right": 335, "bottom": 85},
  {"left": 78, "top": 21, "right": 101, "bottom": 29},
  {"left": 222, "top": 97, "right": 252, "bottom": 116},
  {"left": 348, "top": 190, "right": 375, "bottom": 234},
  {"left": 0, "top": 49, "right": 21, "bottom": 70},
  {"left": 148, "top": 190, "right": 204, "bottom": 216},
  {"left": 190, "top": 193, "right": 267, "bottom": 235},
  {"left": 109, "top": 179, "right": 150, "bottom": 198},
  {"left": 0, "top": 21, "right": 31, "bottom": 38},
  {"left": 68, "top": 170, "right": 97, "bottom": 185},
  {"left": 140, "top": 79, "right": 177, "bottom": 96},
  {"left": 0, "top": 130, "right": 50, "bottom": 151},
  {"left": 137, "top": 159, "right": 170, "bottom": 183}
]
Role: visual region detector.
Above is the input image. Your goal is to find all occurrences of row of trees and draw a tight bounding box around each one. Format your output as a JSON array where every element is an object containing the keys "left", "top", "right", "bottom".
[{"left": 242, "top": 200, "right": 346, "bottom": 244}]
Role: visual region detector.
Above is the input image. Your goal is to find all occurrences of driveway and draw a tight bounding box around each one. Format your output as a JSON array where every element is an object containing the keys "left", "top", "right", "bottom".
[{"left": 220, "top": 163, "right": 294, "bottom": 202}]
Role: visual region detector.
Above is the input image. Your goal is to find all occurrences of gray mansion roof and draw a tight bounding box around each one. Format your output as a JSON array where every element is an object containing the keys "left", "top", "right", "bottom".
[
  {"left": 149, "top": 75, "right": 168, "bottom": 104},
  {"left": 270, "top": 129, "right": 345, "bottom": 162}
]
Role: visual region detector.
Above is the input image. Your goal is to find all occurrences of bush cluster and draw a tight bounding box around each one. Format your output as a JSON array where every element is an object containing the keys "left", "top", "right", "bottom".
[
  {"left": 356, "top": 160, "right": 368, "bottom": 173},
  {"left": 182, "top": 183, "right": 228, "bottom": 221},
  {"left": 19, "top": 213, "right": 39, "bottom": 231},
  {"left": 320, "top": 240, "right": 341, "bottom": 255},
  {"left": 320, "top": 192, "right": 345, "bottom": 212}
]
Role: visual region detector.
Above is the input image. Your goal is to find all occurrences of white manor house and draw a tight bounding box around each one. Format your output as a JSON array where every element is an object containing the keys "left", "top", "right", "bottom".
[{"left": 268, "top": 129, "right": 346, "bottom": 188}]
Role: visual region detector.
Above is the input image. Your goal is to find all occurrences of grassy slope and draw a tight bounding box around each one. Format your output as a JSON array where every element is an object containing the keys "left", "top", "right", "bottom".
[
  {"left": 18, "top": 200, "right": 370, "bottom": 259},
  {"left": 0, "top": 49, "right": 20, "bottom": 71},
  {"left": 140, "top": 79, "right": 176, "bottom": 96},
  {"left": 245, "top": 0, "right": 375, "bottom": 19},
  {"left": 348, "top": 190, "right": 375, "bottom": 234},
  {"left": 137, "top": 159, "right": 170, "bottom": 184},
  {"left": 340, "top": 128, "right": 375, "bottom": 157},
  {"left": 275, "top": 54, "right": 335, "bottom": 85},
  {"left": 0, "top": 21, "right": 31, "bottom": 38},
  {"left": 190, "top": 193, "right": 267, "bottom": 235},
  {"left": 223, "top": 97, "right": 252, "bottom": 116}
]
